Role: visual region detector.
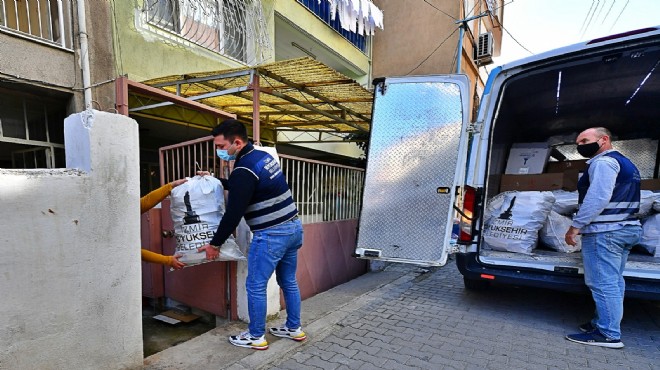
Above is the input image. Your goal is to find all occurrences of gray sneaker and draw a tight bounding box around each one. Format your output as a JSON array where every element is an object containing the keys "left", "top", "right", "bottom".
[{"left": 268, "top": 325, "right": 307, "bottom": 342}]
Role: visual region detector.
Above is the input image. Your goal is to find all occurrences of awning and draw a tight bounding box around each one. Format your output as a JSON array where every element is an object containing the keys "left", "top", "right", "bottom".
[{"left": 134, "top": 57, "right": 373, "bottom": 138}]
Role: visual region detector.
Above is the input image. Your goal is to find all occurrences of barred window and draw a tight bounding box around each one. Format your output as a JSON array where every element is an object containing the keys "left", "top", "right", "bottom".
[{"left": 144, "top": 0, "right": 271, "bottom": 65}]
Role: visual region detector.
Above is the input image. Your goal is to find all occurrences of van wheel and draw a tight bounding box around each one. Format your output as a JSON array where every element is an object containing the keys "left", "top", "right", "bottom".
[{"left": 463, "top": 277, "right": 490, "bottom": 291}]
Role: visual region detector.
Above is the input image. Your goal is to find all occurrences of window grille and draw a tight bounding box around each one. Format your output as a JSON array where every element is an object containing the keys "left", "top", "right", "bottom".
[
  {"left": 0, "top": 0, "right": 73, "bottom": 49},
  {"left": 143, "top": 0, "right": 272, "bottom": 65},
  {"left": 0, "top": 89, "right": 67, "bottom": 169}
]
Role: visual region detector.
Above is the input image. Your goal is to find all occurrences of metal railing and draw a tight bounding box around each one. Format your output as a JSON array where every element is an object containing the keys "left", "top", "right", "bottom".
[
  {"left": 159, "top": 137, "right": 365, "bottom": 223},
  {"left": 0, "top": 0, "right": 73, "bottom": 49}
]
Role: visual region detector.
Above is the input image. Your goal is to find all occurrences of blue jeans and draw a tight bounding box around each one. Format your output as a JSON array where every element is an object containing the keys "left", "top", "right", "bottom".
[
  {"left": 581, "top": 225, "right": 641, "bottom": 340},
  {"left": 246, "top": 218, "right": 303, "bottom": 337}
]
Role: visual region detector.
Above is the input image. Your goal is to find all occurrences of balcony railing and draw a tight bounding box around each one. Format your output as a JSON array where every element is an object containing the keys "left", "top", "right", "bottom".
[
  {"left": 143, "top": 0, "right": 272, "bottom": 66},
  {"left": 296, "top": 0, "right": 367, "bottom": 53},
  {"left": 0, "top": 0, "right": 73, "bottom": 49}
]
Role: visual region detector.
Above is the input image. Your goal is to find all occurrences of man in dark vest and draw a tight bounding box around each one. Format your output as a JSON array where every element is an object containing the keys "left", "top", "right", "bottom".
[
  {"left": 198, "top": 119, "right": 306, "bottom": 350},
  {"left": 564, "top": 127, "right": 642, "bottom": 349}
]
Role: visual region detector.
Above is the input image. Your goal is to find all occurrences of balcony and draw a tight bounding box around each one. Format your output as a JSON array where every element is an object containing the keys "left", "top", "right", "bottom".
[
  {"left": 297, "top": 0, "right": 367, "bottom": 53},
  {"left": 0, "top": 0, "right": 73, "bottom": 49}
]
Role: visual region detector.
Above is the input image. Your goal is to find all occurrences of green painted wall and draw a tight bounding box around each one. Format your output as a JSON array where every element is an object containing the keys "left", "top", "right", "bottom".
[{"left": 113, "top": 0, "right": 277, "bottom": 82}]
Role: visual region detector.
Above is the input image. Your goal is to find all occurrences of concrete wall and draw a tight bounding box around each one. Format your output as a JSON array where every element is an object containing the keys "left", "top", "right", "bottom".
[
  {"left": 371, "top": 0, "right": 461, "bottom": 77},
  {"left": 0, "top": 111, "right": 143, "bottom": 369}
]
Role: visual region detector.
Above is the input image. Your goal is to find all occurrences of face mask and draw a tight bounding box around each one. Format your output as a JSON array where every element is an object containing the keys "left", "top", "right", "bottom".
[
  {"left": 576, "top": 140, "right": 600, "bottom": 158},
  {"left": 216, "top": 143, "right": 236, "bottom": 161}
]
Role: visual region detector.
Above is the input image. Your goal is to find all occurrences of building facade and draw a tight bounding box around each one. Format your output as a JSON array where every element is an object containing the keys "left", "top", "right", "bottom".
[
  {"left": 0, "top": 0, "right": 115, "bottom": 169},
  {"left": 372, "top": 0, "right": 504, "bottom": 118}
]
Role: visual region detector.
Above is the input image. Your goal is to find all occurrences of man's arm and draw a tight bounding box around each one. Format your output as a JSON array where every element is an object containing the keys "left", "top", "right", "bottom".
[{"left": 198, "top": 169, "right": 257, "bottom": 259}]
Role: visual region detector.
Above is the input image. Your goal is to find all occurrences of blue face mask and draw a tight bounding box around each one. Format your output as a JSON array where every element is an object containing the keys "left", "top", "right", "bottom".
[{"left": 216, "top": 143, "right": 236, "bottom": 161}]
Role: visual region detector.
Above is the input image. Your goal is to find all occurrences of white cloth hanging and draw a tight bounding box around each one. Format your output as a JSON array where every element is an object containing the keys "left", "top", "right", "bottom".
[{"left": 322, "top": 0, "right": 383, "bottom": 36}]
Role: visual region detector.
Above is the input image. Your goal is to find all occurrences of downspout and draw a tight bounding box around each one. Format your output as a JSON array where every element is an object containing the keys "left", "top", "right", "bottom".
[{"left": 76, "top": 0, "right": 92, "bottom": 109}]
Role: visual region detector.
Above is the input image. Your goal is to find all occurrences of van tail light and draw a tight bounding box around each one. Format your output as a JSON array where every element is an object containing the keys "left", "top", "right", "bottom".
[{"left": 459, "top": 186, "right": 476, "bottom": 242}]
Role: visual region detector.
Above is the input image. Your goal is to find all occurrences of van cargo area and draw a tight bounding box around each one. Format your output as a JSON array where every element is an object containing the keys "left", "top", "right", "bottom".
[{"left": 476, "top": 34, "right": 660, "bottom": 281}]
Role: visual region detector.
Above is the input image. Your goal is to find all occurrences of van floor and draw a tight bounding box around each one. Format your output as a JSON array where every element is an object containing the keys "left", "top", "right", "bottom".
[{"left": 480, "top": 249, "right": 659, "bottom": 274}]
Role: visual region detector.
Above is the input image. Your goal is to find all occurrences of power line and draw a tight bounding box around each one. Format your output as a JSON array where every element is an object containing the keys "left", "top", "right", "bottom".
[
  {"left": 580, "top": 0, "right": 601, "bottom": 38},
  {"left": 609, "top": 0, "right": 630, "bottom": 31},
  {"left": 406, "top": 27, "right": 459, "bottom": 75},
  {"left": 422, "top": 0, "right": 457, "bottom": 21},
  {"left": 601, "top": 0, "right": 617, "bottom": 25},
  {"left": 501, "top": 24, "right": 534, "bottom": 55},
  {"left": 578, "top": 1, "right": 596, "bottom": 36}
]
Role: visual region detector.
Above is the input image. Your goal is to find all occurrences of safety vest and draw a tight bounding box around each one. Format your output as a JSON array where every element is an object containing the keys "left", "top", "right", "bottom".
[
  {"left": 234, "top": 144, "right": 298, "bottom": 230},
  {"left": 577, "top": 151, "right": 641, "bottom": 224}
]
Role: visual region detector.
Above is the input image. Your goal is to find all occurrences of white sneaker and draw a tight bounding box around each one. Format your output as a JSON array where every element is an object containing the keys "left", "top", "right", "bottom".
[
  {"left": 268, "top": 325, "right": 307, "bottom": 342},
  {"left": 228, "top": 331, "right": 269, "bottom": 350}
]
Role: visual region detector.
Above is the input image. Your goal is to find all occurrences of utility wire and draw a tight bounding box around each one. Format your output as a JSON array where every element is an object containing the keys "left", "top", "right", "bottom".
[
  {"left": 601, "top": 0, "right": 617, "bottom": 25},
  {"left": 578, "top": 1, "right": 596, "bottom": 36},
  {"left": 609, "top": 0, "right": 629, "bottom": 31},
  {"left": 406, "top": 27, "right": 459, "bottom": 75},
  {"left": 501, "top": 24, "right": 534, "bottom": 55},
  {"left": 422, "top": 0, "right": 457, "bottom": 21},
  {"left": 580, "top": 0, "right": 601, "bottom": 39}
]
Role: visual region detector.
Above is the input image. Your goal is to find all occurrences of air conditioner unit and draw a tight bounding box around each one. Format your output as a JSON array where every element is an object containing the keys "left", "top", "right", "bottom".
[{"left": 474, "top": 32, "right": 494, "bottom": 65}]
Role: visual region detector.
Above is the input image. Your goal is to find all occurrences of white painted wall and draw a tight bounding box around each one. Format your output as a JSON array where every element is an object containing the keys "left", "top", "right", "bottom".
[{"left": 0, "top": 111, "right": 143, "bottom": 369}]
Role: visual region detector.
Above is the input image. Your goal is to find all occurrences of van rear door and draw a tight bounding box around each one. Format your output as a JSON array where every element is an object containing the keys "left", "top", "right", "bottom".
[{"left": 354, "top": 75, "right": 471, "bottom": 266}]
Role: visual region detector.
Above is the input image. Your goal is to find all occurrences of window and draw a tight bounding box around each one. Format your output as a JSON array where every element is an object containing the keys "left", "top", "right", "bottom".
[
  {"left": 144, "top": 0, "right": 270, "bottom": 65},
  {"left": 0, "top": 87, "right": 68, "bottom": 169},
  {"left": 0, "top": 0, "right": 73, "bottom": 48}
]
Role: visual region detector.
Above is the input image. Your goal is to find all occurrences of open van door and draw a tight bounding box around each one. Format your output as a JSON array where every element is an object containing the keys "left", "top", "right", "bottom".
[{"left": 354, "top": 75, "right": 471, "bottom": 266}]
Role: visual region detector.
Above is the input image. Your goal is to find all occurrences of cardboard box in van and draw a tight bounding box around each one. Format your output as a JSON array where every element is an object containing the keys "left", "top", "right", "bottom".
[
  {"left": 500, "top": 171, "right": 579, "bottom": 192},
  {"left": 546, "top": 160, "right": 587, "bottom": 173},
  {"left": 504, "top": 143, "right": 550, "bottom": 175},
  {"left": 641, "top": 179, "right": 660, "bottom": 191}
]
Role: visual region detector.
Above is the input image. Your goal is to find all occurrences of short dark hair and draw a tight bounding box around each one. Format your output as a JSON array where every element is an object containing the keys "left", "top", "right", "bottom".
[{"left": 211, "top": 119, "right": 248, "bottom": 142}]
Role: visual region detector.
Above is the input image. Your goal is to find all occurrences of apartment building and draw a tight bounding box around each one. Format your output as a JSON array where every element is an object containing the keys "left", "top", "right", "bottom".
[
  {"left": 0, "top": 0, "right": 115, "bottom": 169},
  {"left": 372, "top": 0, "right": 504, "bottom": 118}
]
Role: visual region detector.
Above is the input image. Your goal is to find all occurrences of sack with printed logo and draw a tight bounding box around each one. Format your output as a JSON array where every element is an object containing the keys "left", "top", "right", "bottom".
[
  {"left": 170, "top": 175, "right": 246, "bottom": 268},
  {"left": 483, "top": 191, "right": 555, "bottom": 254}
]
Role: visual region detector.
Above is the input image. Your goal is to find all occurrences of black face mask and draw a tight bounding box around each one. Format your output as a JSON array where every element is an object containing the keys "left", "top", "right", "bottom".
[{"left": 576, "top": 141, "right": 600, "bottom": 158}]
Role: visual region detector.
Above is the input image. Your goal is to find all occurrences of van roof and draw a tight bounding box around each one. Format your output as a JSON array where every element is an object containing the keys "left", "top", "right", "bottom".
[{"left": 498, "top": 26, "right": 660, "bottom": 71}]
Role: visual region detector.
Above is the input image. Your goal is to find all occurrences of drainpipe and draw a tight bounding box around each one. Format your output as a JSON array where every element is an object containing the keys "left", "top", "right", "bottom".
[{"left": 76, "top": 0, "right": 92, "bottom": 109}]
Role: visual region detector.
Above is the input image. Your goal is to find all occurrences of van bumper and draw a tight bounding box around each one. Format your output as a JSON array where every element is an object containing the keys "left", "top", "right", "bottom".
[{"left": 455, "top": 252, "right": 660, "bottom": 301}]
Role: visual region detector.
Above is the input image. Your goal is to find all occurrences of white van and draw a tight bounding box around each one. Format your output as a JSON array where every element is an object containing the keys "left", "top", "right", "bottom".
[{"left": 354, "top": 27, "right": 660, "bottom": 300}]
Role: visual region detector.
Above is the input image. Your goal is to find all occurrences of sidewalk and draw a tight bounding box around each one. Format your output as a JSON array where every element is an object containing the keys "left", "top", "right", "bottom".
[{"left": 143, "top": 264, "right": 424, "bottom": 370}]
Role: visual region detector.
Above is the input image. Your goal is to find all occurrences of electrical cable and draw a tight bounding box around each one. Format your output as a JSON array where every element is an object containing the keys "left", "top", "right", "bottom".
[
  {"left": 422, "top": 0, "right": 457, "bottom": 21},
  {"left": 609, "top": 0, "right": 629, "bottom": 31},
  {"left": 578, "top": 1, "right": 596, "bottom": 36},
  {"left": 406, "top": 27, "right": 459, "bottom": 75},
  {"left": 580, "top": 0, "right": 602, "bottom": 38},
  {"left": 501, "top": 24, "right": 534, "bottom": 55},
  {"left": 601, "top": 0, "right": 617, "bottom": 25}
]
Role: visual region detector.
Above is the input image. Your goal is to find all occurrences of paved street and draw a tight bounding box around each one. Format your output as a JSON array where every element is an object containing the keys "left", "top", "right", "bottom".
[
  {"left": 146, "top": 259, "right": 660, "bottom": 370},
  {"left": 268, "top": 259, "right": 660, "bottom": 370}
]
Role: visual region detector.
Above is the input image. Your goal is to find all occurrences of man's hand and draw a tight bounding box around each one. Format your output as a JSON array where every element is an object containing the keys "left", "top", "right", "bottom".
[
  {"left": 565, "top": 226, "right": 580, "bottom": 246},
  {"left": 168, "top": 253, "right": 186, "bottom": 270},
  {"left": 170, "top": 178, "right": 188, "bottom": 188},
  {"left": 197, "top": 244, "right": 220, "bottom": 261}
]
